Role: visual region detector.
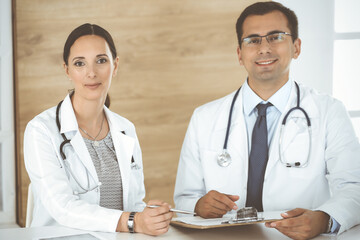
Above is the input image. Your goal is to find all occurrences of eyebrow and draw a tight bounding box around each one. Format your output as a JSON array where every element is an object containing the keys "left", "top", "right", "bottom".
[
  {"left": 96, "top": 54, "right": 109, "bottom": 58},
  {"left": 243, "top": 30, "right": 286, "bottom": 39},
  {"left": 71, "top": 54, "right": 109, "bottom": 62}
]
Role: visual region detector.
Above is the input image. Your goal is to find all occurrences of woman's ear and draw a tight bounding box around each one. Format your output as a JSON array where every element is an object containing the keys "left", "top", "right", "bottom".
[
  {"left": 63, "top": 62, "right": 70, "bottom": 78},
  {"left": 112, "top": 56, "right": 120, "bottom": 77}
]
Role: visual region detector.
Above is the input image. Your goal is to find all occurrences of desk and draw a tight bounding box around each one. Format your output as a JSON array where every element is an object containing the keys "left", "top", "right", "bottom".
[{"left": 1, "top": 224, "right": 359, "bottom": 240}]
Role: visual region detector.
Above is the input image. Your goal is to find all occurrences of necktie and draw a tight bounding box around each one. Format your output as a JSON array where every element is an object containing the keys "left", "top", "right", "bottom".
[{"left": 246, "top": 102, "right": 272, "bottom": 212}]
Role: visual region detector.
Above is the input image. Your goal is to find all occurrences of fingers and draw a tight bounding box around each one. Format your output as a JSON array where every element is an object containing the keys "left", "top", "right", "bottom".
[
  {"left": 213, "top": 191, "right": 238, "bottom": 210},
  {"left": 226, "top": 194, "right": 240, "bottom": 203},
  {"left": 281, "top": 208, "right": 306, "bottom": 218},
  {"left": 147, "top": 199, "right": 167, "bottom": 207},
  {"left": 266, "top": 209, "right": 329, "bottom": 240},
  {"left": 267, "top": 217, "right": 303, "bottom": 229},
  {"left": 136, "top": 202, "right": 174, "bottom": 236},
  {"left": 145, "top": 199, "right": 172, "bottom": 217},
  {"left": 195, "top": 190, "right": 239, "bottom": 218}
]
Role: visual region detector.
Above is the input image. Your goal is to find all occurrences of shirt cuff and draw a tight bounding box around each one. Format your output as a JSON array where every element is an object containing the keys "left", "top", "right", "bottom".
[{"left": 330, "top": 217, "right": 340, "bottom": 233}]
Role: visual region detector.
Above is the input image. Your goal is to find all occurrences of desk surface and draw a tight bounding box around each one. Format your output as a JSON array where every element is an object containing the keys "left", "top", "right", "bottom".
[{"left": 1, "top": 224, "right": 359, "bottom": 240}]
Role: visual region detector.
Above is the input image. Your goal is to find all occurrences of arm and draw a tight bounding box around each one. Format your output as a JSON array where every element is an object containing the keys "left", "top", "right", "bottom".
[
  {"left": 24, "top": 120, "right": 123, "bottom": 232},
  {"left": 266, "top": 99, "right": 360, "bottom": 238},
  {"left": 317, "top": 100, "right": 360, "bottom": 233},
  {"left": 174, "top": 111, "right": 206, "bottom": 212},
  {"left": 174, "top": 110, "right": 238, "bottom": 218}
]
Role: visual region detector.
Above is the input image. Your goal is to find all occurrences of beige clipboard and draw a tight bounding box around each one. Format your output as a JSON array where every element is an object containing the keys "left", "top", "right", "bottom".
[{"left": 171, "top": 216, "right": 281, "bottom": 229}]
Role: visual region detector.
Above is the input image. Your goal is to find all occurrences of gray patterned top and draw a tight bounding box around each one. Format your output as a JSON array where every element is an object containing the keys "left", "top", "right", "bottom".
[{"left": 83, "top": 131, "right": 123, "bottom": 210}]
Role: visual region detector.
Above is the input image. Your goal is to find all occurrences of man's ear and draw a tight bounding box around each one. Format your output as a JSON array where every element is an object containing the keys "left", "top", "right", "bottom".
[
  {"left": 293, "top": 38, "right": 301, "bottom": 59},
  {"left": 237, "top": 46, "right": 244, "bottom": 66}
]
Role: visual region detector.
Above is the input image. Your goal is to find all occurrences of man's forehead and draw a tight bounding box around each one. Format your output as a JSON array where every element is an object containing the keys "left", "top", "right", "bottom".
[{"left": 242, "top": 11, "right": 290, "bottom": 36}]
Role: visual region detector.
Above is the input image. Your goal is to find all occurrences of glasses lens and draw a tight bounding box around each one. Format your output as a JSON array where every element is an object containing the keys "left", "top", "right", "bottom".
[
  {"left": 267, "top": 33, "right": 285, "bottom": 43},
  {"left": 243, "top": 37, "right": 261, "bottom": 46}
]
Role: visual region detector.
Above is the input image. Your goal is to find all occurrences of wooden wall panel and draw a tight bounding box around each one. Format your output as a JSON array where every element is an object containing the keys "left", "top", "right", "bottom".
[{"left": 14, "top": 0, "right": 261, "bottom": 226}]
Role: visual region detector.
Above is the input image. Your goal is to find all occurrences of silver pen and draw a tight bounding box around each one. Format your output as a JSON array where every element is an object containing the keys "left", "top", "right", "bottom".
[{"left": 146, "top": 205, "right": 196, "bottom": 215}]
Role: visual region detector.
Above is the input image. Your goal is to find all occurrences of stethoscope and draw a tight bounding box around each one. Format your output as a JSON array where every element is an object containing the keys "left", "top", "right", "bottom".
[
  {"left": 55, "top": 97, "right": 140, "bottom": 195},
  {"left": 217, "top": 82, "right": 311, "bottom": 168}
]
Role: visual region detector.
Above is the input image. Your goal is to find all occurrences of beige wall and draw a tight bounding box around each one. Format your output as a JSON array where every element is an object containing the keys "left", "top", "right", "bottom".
[{"left": 14, "top": 0, "right": 260, "bottom": 226}]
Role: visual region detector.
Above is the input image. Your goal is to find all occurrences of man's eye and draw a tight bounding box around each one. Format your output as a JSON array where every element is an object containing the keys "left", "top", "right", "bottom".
[
  {"left": 97, "top": 58, "right": 107, "bottom": 64},
  {"left": 268, "top": 34, "right": 283, "bottom": 42},
  {"left": 74, "top": 61, "right": 85, "bottom": 67},
  {"left": 248, "top": 37, "right": 261, "bottom": 44}
]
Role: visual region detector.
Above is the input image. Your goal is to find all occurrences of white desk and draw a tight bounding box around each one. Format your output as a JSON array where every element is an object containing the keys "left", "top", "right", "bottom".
[{"left": 1, "top": 224, "right": 359, "bottom": 240}]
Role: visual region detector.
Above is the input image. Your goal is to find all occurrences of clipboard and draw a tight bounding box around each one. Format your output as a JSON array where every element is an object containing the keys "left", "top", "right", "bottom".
[
  {"left": 171, "top": 207, "right": 282, "bottom": 229},
  {"left": 171, "top": 217, "right": 278, "bottom": 229}
]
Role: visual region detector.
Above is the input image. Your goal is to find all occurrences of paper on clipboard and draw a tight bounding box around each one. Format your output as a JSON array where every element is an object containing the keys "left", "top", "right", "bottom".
[{"left": 171, "top": 211, "right": 283, "bottom": 229}]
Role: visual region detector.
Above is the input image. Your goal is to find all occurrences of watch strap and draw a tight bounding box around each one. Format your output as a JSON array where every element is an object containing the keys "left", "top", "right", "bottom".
[{"left": 128, "top": 212, "right": 136, "bottom": 233}]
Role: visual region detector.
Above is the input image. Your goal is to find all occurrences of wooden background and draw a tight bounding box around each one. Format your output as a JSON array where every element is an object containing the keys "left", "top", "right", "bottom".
[{"left": 14, "top": 0, "right": 260, "bottom": 226}]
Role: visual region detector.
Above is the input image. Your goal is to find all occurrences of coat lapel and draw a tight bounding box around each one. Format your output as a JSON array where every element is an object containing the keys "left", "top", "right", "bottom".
[
  {"left": 105, "top": 107, "right": 135, "bottom": 209},
  {"left": 70, "top": 131, "right": 99, "bottom": 183},
  {"left": 60, "top": 95, "right": 99, "bottom": 184}
]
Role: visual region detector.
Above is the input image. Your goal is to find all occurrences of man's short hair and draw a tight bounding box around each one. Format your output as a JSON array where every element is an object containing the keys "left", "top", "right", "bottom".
[{"left": 236, "top": 2, "right": 298, "bottom": 47}]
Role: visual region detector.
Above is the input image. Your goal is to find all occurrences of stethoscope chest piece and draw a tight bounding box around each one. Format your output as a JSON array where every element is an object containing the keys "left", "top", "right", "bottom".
[{"left": 217, "top": 150, "right": 232, "bottom": 167}]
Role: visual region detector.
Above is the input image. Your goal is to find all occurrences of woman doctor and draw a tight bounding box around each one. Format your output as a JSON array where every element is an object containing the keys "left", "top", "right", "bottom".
[{"left": 24, "top": 23, "right": 173, "bottom": 235}]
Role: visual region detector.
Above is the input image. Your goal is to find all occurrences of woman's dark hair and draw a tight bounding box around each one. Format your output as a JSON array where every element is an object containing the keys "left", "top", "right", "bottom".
[
  {"left": 236, "top": 2, "right": 298, "bottom": 48},
  {"left": 63, "top": 23, "right": 116, "bottom": 108}
]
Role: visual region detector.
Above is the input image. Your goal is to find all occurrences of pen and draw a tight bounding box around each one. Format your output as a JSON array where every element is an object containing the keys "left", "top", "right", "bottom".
[{"left": 146, "top": 205, "right": 196, "bottom": 215}]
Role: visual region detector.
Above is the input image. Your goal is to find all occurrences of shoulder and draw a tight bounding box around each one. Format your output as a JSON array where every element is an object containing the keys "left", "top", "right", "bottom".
[
  {"left": 193, "top": 91, "right": 238, "bottom": 119},
  {"left": 297, "top": 83, "right": 348, "bottom": 121},
  {"left": 299, "top": 83, "right": 345, "bottom": 109},
  {"left": 25, "top": 106, "right": 58, "bottom": 133},
  {"left": 105, "top": 108, "right": 136, "bottom": 132}
]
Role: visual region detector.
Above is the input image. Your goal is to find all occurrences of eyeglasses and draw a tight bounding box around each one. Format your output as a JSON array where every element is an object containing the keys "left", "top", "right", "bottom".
[{"left": 241, "top": 32, "right": 292, "bottom": 48}]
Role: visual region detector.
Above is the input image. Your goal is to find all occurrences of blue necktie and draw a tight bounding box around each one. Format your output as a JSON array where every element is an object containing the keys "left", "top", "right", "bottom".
[{"left": 246, "top": 102, "right": 272, "bottom": 212}]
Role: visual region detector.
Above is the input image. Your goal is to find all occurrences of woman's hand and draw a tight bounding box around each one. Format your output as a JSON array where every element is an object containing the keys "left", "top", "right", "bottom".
[{"left": 134, "top": 200, "right": 174, "bottom": 236}]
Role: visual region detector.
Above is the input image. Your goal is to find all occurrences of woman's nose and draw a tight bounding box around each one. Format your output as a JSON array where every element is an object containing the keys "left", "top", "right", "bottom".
[{"left": 87, "top": 64, "right": 96, "bottom": 78}]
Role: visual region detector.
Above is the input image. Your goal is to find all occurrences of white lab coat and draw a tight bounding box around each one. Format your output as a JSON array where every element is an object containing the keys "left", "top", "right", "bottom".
[
  {"left": 174, "top": 81, "right": 360, "bottom": 234},
  {"left": 24, "top": 94, "right": 146, "bottom": 232}
]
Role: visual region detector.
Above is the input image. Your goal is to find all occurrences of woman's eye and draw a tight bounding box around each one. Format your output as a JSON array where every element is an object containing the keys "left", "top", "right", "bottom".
[
  {"left": 97, "top": 58, "right": 107, "bottom": 64},
  {"left": 74, "top": 61, "right": 85, "bottom": 67}
]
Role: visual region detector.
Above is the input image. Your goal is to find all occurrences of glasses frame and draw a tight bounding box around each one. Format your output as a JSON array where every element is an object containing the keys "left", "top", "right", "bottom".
[{"left": 241, "top": 32, "right": 292, "bottom": 47}]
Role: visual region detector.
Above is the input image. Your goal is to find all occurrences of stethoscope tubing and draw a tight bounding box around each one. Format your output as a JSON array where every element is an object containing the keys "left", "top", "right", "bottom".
[
  {"left": 56, "top": 99, "right": 100, "bottom": 194},
  {"left": 223, "top": 87, "right": 241, "bottom": 150},
  {"left": 279, "top": 82, "right": 311, "bottom": 167},
  {"left": 220, "top": 81, "right": 311, "bottom": 168}
]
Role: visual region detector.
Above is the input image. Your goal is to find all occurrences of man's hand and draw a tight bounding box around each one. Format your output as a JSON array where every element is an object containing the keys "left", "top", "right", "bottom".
[
  {"left": 265, "top": 208, "right": 330, "bottom": 240},
  {"left": 195, "top": 190, "right": 239, "bottom": 218}
]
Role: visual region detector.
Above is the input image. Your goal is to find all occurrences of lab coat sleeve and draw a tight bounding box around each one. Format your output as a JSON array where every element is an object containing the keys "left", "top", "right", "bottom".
[
  {"left": 132, "top": 131, "right": 147, "bottom": 212},
  {"left": 316, "top": 99, "right": 360, "bottom": 234},
  {"left": 174, "top": 109, "right": 206, "bottom": 212},
  {"left": 24, "top": 119, "right": 122, "bottom": 232}
]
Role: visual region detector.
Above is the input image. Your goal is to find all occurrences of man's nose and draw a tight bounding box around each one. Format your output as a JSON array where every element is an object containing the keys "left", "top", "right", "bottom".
[{"left": 257, "top": 36, "right": 272, "bottom": 54}]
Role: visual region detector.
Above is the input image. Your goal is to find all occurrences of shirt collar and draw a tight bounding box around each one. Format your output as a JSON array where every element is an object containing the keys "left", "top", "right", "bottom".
[{"left": 242, "top": 78, "right": 293, "bottom": 116}]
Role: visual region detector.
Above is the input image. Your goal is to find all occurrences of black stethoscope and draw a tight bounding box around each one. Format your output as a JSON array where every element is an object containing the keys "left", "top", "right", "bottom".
[
  {"left": 55, "top": 97, "right": 140, "bottom": 194},
  {"left": 217, "top": 81, "right": 311, "bottom": 168}
]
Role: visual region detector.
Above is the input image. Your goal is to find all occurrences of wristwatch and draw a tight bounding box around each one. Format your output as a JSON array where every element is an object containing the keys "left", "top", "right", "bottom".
[{"left": 127, "top": 212, "right": 136, "bottom": 233}]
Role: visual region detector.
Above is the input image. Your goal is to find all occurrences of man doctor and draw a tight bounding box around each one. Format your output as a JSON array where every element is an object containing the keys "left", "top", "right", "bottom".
[{"left": 174, "top": 2, "right": 360, "bottom": 239}]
